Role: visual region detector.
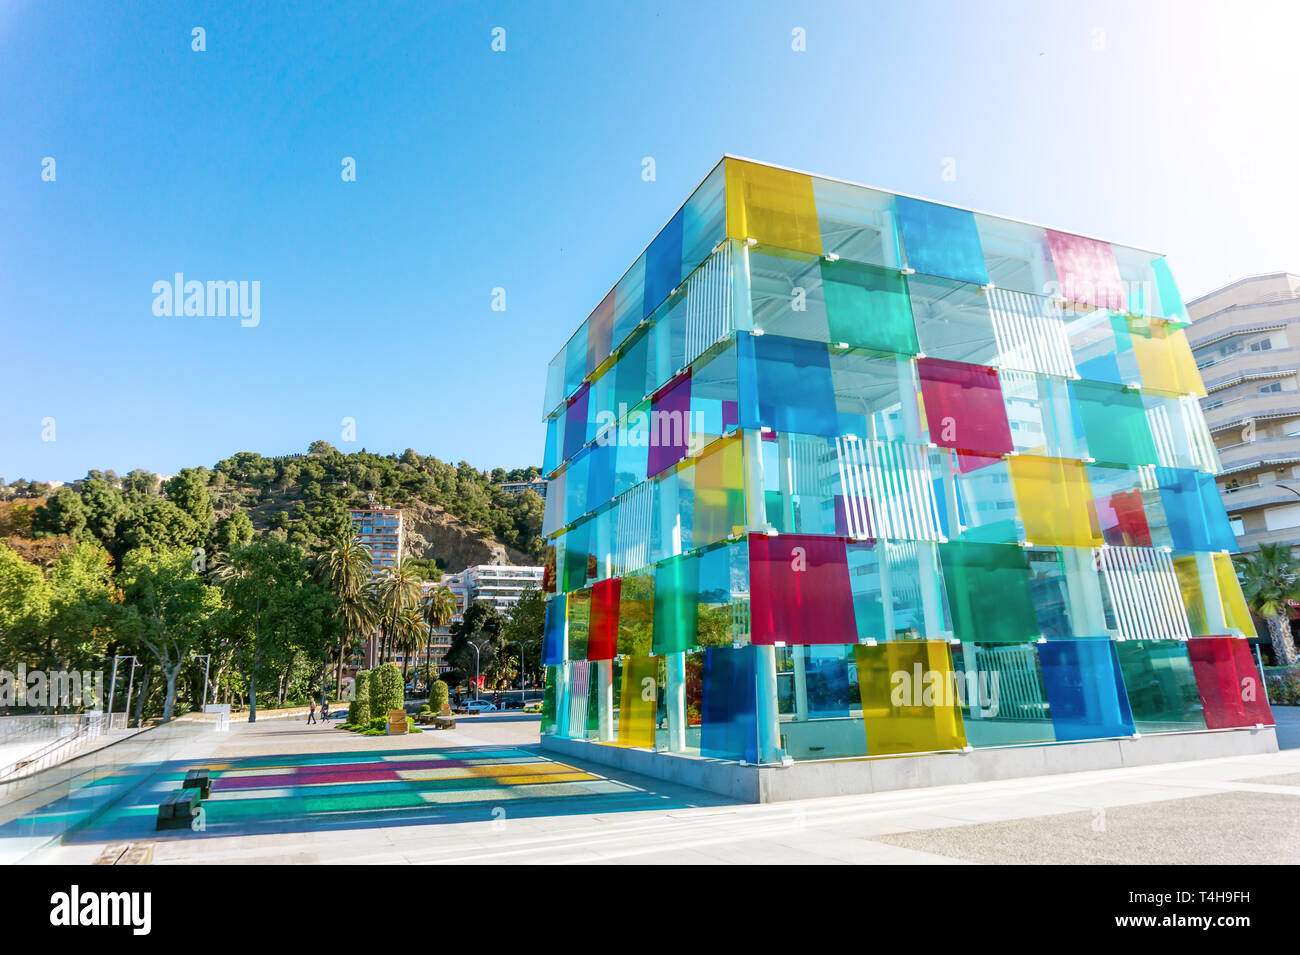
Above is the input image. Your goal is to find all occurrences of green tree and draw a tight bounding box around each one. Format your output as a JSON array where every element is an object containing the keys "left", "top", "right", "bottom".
[
  {"left": 117, "top": 547, "right": 224, "bottom": 722},
  {"left": 165, "top": 468, "right": 214, "bottom": 529},
  {"left": 1235, "top": 543, "right": 1300, "bottom": 666},
  {"left": 32, "top": 488, "right": 87, "bottom": 539},
  {"left": 501, "top": 587, "right": 544, "bottom": 687},
  {"left": 375, "top": 560, "right": 422, "bottom": 664},
  {"left": 313, "top": 531, "right": 377, "bottom": 691},
  {"left": 350, "top": 669, "right": 372, "bottom": 725},
  {"left": 212, "top": 510, "right": 254, "bottom": 554},
  {"left": 371, "top": 661, "right": 404, "bottom": 715}
]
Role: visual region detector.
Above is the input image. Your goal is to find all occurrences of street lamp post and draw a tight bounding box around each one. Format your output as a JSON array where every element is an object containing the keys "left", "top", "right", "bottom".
[
  {"left": 470, "top": 641, "right": 480, "bottom": 702},
  {"left": 194, "top": 654, "right": 212, "bottom": 711}
]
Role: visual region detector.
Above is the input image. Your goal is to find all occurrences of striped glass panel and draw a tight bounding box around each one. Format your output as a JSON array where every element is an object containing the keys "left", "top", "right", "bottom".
[
  {"left": 1097, "top": 545, "right": 1192, "bottom": 641},
  {"left": 836, "top": 437, "right": 943, "bottom": 541},
  {"left": 987, "top": 286, "right": 1077, "bottom": 378}
]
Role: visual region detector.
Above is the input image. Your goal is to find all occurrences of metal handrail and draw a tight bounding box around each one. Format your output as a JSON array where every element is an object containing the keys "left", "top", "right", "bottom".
[{"left": 0, "top": 715, "right": 109, "bottom": 783}]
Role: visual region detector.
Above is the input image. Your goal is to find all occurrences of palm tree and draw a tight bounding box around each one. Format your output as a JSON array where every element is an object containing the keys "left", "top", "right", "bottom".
[
  {"left": 394, "top": 606, "right": 425, "bottom": 680},
  {"left": 421, "top": 585, "right": 457, "bottom": 684},
  {"left": 376, "top": 560, "right": 423, "bottom": 665},
  {"left": 312, "top": 532, "right": 375, "bottom": 691},
  {"left": 1235, "top": 543, "right": 1300, "bottom": 667}
]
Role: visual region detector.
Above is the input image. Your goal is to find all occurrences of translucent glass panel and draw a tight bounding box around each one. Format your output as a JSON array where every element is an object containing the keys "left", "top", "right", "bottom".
[
  {"left": 614, "top": 400, "right": 650, "bottom": 496},
  {"left": 543, "top": 413, "right": 563, "bottom": 477},
  {"left": 1037, "top": 638, "right": 1135, "bottom": 741},
  {"left": 909, "top": 274, "right": 999, "bottom": 366},
  {"left": 938, "top": 450, "right": 1021, "bottom": 544},
  {"left": 542, "top": 595, "right": 566, "bottom": 665},
  {"left": 540, "top": 666, "right": 558, "bottom": 735},
  {"left": 611, "top": 256, "right": 647, "bottom": 354},
  {"left": 617, "top": 569, "right": 654, "bottom": 655},
  {"left": 830, "top": 349, "right": 918, "bottom": 443},
  {"left": 644, "top": 207, "right": 684, "bottom": 318},
  {"left": 698, "top": 540, "right": 750, "bottom": 647},
  {"left": 749, "top": 533, "right": 857, "bottom": 645},
  {"left": 1064, "top": 307, "right": 1140, "bottom": 386},
  {"left": 648, "top": 290, "right": 691, "bottom": 394},
  {"left": 724, "top": 158, "right": 822, "bottom": 255},
  {"left": 1187, "top": 637, "right": 1274, "bottom": 728},
  {"left": 563, "top": 384, "right": 590, "bottom": 462},
  {"left": 972, "top": 213, "right": 1053, "bottom": 297},
  {"left": 566, "top": 588, "right": 591, "bottom": 661},
  {"left": 999, "top": 371, "right": 1081, "bottom": 458},
  {"left": 588, "top": 577, "right": 619, "bottom": 661},
  {"left": 564, "top": 321, "right": 589, "bottom": 399},
  {"left": 855, "top": 641, "right": 967, "bottom": 755},
  {"left": 1045, "top": 230, "right": 1125, "bottom": 311},
  {"left": 1009, "top": 455, "right": 1102, "bottom": 547},
  {"left": 700, "top": 646, "right": 759, "bottom": 762},
  {"left": 682, "top": 160, "right": 727, "bottom": 271},
  {"left": 939, "top": 541, "right": 1039, "bottom": 642},
  {"left": 613, "top": 329, "right": 652, "bottom": 416},
  {"left": 1114, "top": 640, "right": 1206, "bottom": 732},
  {"left": 647, "top": 372, "right": 691, "bottom": 477},
  {"left": 586, "top": 290, "right": 616, "bottom": 377},
  {"left": 688, "top": 341, "right": 739, "bottom": 453},
  {"left": 692, "top": 434, "right": 746, "bottom": 547},
  {"left": 1156, "top": 468, "right": 1238, "bottom": 553},
  {"left": 1144, "top": 393, "right": 1217, "bottom": 472},
  {"left": 759, "top": 433, "right": 842, "bottom": 537},
  {"left": 918, "top": 357, "right": 1014, "bottom": 462},
  {"left": 653, "top": 552, "right": 699, "bottom": 654},
  {"left": 820, "top": 259, "right": 918, "bottom": 355},
  {"left": 737, "top": 332, "right": 839, "bottom": 437},
  {"left": 848, "top": 540, "right": 950, "bottom": 640},
  {"left": 1088, "top": 464, "right": 1154, "bottom": 547},
  {"left": 1068, "top": 379, "right": 1158, "bottom": 467},
  {"left": 811, "top": 176, "right": 902, "bottom": 266},
  {"left": 1152, "top": 258, "right": 1188, "bottom": 323},
  {"left": 1129, "top": 318, "right": 1206, "bottom": 397},
  {"left": 748, "top": 248, "right": 830, "bottom": 343},
  {"left": 1214, "top": 553, "right": 1254, "bottom": 635},
  {"left": 616, "top": 655, "right": 658, "bottom": 748},
  {"left": 954, "top": 641, "right": 1056, "bottom": 747},
  {"left": 560, "top": 519, "right": 591, "bottom": 592},
  {"left": 895, "top": 195, "right": 989, "bottom": 286}
]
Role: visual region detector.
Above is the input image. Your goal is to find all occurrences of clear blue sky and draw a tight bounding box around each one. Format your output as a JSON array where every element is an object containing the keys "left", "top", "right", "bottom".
[{"left": 4, "top": 0, "right": 1298, "bottom": 483}]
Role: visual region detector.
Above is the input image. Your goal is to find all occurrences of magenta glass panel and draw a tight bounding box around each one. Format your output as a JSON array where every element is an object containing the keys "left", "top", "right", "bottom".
[
  {"left": 918, "top": 357, "right": 1013, "bottom": 468},
  {"left": 562, "top": 383, "right": 590, "bottom": 463},
  {"left": 647, "top": 372, "right": 692, "bottom": 477},
  {"left": 748, "top": 533, "right": 856, "bottom": 645},
  {"left": 1045, "top": 230, "right": 1126, "bottom": 311}
]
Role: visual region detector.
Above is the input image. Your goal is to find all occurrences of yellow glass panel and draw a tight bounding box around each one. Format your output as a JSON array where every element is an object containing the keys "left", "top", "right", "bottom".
[
  {"left": 691, "top": 434, "right": 746, "bottom": 547},
  {"left": 854, "top": 641, "right": 967, "bottom": 755},
  {"left": 1132, "top": 320, "right": 1206, "bottom": 396},
  {"left": 1009, "top": 455, "right": 1102, "bottom": 547},
  {"left": 725, "top": 158, "right": 822, "bottom": 255},
  {"left": 1174, "top": 555, "right": 1209, "bottom": 634},
  {"left": 1214, "top": 553, "right": 1254, "bottom": 635},
  {"left": 616, "top": 655, "right": 658, "bottom": 748}
]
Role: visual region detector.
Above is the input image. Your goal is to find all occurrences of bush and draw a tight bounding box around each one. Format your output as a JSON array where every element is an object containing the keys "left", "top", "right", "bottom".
[
  {"left": 350, "top": 670, "right": 372, "bottom": 726},
  {"left": 372, "top": 662, "right": 405, "bottom": 715},
  {"left": 419, "top": 704, "right": 432, "bottom": 714},
  {"left": 429, "top": 679, "right": 450, "bottom": 714},
  {"left": 1265, "top": 667, "right": 1300, "bottom": 705}
]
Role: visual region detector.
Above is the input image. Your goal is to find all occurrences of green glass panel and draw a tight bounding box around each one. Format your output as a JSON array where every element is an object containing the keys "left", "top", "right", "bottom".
[
  {"left": 617, "top": 569, "right": 655, "bottom": 656},
  {"left": 653, "top": 553, "right": 700, "bottom": 654},
  {"left": 1068, "top": 379, "right": 1159, "bottom": 468},
  {"left": 1115, "top": 639, "right": 1207, "bottom": 732},
  {"left": 540, "top": 666, "right": 558, "bottom": 736},
  {"left": 821, "top": 259, "right": 918, "bottom": 355},
  {"left": 567, "top": 588, "right": 591, "bottom": 660},
  {"left": 939, "top": 541, "right": 1039, "bottom": 643},
  {"left": 584, "top": 661, "right": 601, "bottom": 735}
]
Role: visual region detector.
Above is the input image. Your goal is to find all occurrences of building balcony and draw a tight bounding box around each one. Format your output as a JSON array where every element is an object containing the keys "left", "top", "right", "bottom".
[
  {"left": 1218, "top": 480, "right": 1300, "bottom": 514},
  {"left": 1215, "top": 435, "right": 1300, "bottom": 474},
  {"left": 1203, "top": 391, "right": 1300, "bottom": 433},
  {"left": 1201, "top": 356, "right": 1298, "bottom": 393}
]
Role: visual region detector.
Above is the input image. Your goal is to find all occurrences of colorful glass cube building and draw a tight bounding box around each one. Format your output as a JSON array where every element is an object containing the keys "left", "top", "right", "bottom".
[{"left": 536, "top": 156, "right": 1274, "bottom": 780}]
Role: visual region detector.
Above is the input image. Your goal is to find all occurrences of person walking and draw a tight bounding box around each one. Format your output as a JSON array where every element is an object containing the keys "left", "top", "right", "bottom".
[
  {"left": 307, "top": 697, "right": 317, "bottom": 725},
  {"left": 321, "top": 698, "right": 330, "bottom": 725}
]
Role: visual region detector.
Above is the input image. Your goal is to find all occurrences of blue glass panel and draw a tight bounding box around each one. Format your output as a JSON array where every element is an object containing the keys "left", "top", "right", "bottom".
[
  {"left": 700, "top": 646, "right": 758, "bottom": 762},
  {"left": 1037, "top": 638, "right": 1135, "bottom": 741},
  {"left": 895, "top": 196, "right": 989, "bottom": 286},
  {"left": 803, "top": 645, "right": 857, "bottom": 718},
  {"left": 585, "top": 441, "right": 615, "bottom": 514},
  {"left": 542, "top": 413, "right": 563, "bottom": 476},
  {"left": 613, "top": 404, "right": 650, "bottom": 497},
  {"left": 1157, "top": 468, "right": 1238, "bottom": 553},
  {"left": 644, "top": 208, "right": 685, "bottom": 319},
  {"left": 737, "top": 332, "right": 839, "bottom": 437},
  {"left": 564, "top": 321, "right": 589, "bottom": 398},
  {"left": 542, "top": 596, "right": 567, "bottom": 665},
  {"left": 563, "top": 447, "right": 590, "bottom": 522},
  {"left": 1152, "top": 258, "right": 1188, "bottom": 323}
]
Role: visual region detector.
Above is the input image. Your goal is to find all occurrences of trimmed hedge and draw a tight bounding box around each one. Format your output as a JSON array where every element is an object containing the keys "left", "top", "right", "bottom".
[
  {"left": 372, "top": 662, "right": 405, "bottom": 716},
  {"left": 350, "top": 670, "right": 372, "bottom": 726},
  {"left": 429, "top": 680, "right": 450, "bottom": 714}
]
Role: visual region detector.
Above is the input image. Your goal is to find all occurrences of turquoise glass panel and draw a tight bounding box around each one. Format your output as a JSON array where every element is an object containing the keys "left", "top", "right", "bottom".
[
  {"left": 737, "top": 332, "right": 839, "bottom": 437},
  {"left": 1152, "top": 258, "right": 1188, "bottom": 323},
  {"left": 564, "top": 321, "right": 589, "bottom": 398},
  {"left": 1037, "top": 638, "right": 1135, "bottom": 741},
  {"left": 895, "top": 195, "right": 989, "bottom": 286},
  {"left": 654, "top": 552, "right": 700, "bottom": 654},
  {"left": 561, "top": 519, "right": 591, "bottom": 593},
  {"left": 1068, "top": 379, "right": 1158, "bottom": 467},
  {"left": 614, "top": 329, "right": 651, "bottom": 413},
  {"left": 563, "top": 447, "right": 590, "bottom": 522}
]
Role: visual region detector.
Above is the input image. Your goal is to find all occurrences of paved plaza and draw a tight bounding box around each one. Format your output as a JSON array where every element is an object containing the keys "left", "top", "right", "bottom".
[{"left": 27, "top": 711, "right": 1300, "bottom": 864}]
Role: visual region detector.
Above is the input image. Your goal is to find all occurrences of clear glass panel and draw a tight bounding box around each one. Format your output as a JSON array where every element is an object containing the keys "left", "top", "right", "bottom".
[
  {"left": 688, "top": 339, "right": 739, "bottom": 453},
  {"left": 847, "top": 540, "right": 951, "bottom": 640},
  {"left": 953, "top": 640, "right": 1056, "bottom": 746},
  {"left": 811, "top": 177, "right": 902, "bottom": 267},
  {"left": 564, "top": 320, "right": 589, "bottom": 398},
  {"left": 617, "top": 569, "right": 655, "bottom": 656},
  {"left": 830, "top": 348, "right": 919, "bottom": 442},
  {"left": 972, "top": 213, "right": 1053, "bottom": 297},
  {"left": 697, "top": 540, "right": 750, "bottom": 647},
  {"left": 909, "top": 273, "right": 999, "bottom": 365},
  {"left": 748, "top": 247, "right": 830, "bottom": 343},
  {"left": 1064, "top": 307, "right": 1140, "bottom": 386},
  {"left": 586, "top": 290, "right": 615, "bottom": 377},
  {"left": 999, "top": 371, "right": 1082, "bottom": 458},
  {"left": 759, "top": 432, "right": 842, "bottom": 536},
  {"left": 1087, "top": 463, "right": 1155, "bottom": 547}
]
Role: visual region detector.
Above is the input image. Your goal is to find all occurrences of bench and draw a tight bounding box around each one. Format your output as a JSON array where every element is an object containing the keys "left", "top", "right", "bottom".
[
  {"left": 386, "top": 708, "right": 409, "bottom": 735},
  {"left": 433, "top": 702, "right": 456, "bottom": 730},
  {"left": 183, "top": 769, "right": 211, "bottom": 799},
  {"left": 156, "top": 787, "right": 200, "bottom": 831}
]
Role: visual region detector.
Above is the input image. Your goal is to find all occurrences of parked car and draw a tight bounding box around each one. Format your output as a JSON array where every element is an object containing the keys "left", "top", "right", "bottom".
[
  {"left": 503, "top": 699, "right": 525, "bottom": 710},
  {"left": 458, "top": 699, "right": 498, "bottom": 714}
]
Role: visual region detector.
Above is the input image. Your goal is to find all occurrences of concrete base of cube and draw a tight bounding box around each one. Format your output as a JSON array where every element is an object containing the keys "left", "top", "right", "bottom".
[{"left": 538, "top": 724, "right": 1279, "bottom": 803}]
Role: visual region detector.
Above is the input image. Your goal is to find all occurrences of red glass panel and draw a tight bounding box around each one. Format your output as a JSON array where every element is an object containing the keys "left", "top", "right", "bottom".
[
  {"left": 749, "top": 533, "right": 856, "bottom": 645},
  {"left": 1187, "top": 637, "right": 1274, "bottom": 728},
  {"left": 587, "top": 577, "right": 621, "bottom": 661},
  {"left": 918, "top": 357, "right": 1013, "bottom": 470}
]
